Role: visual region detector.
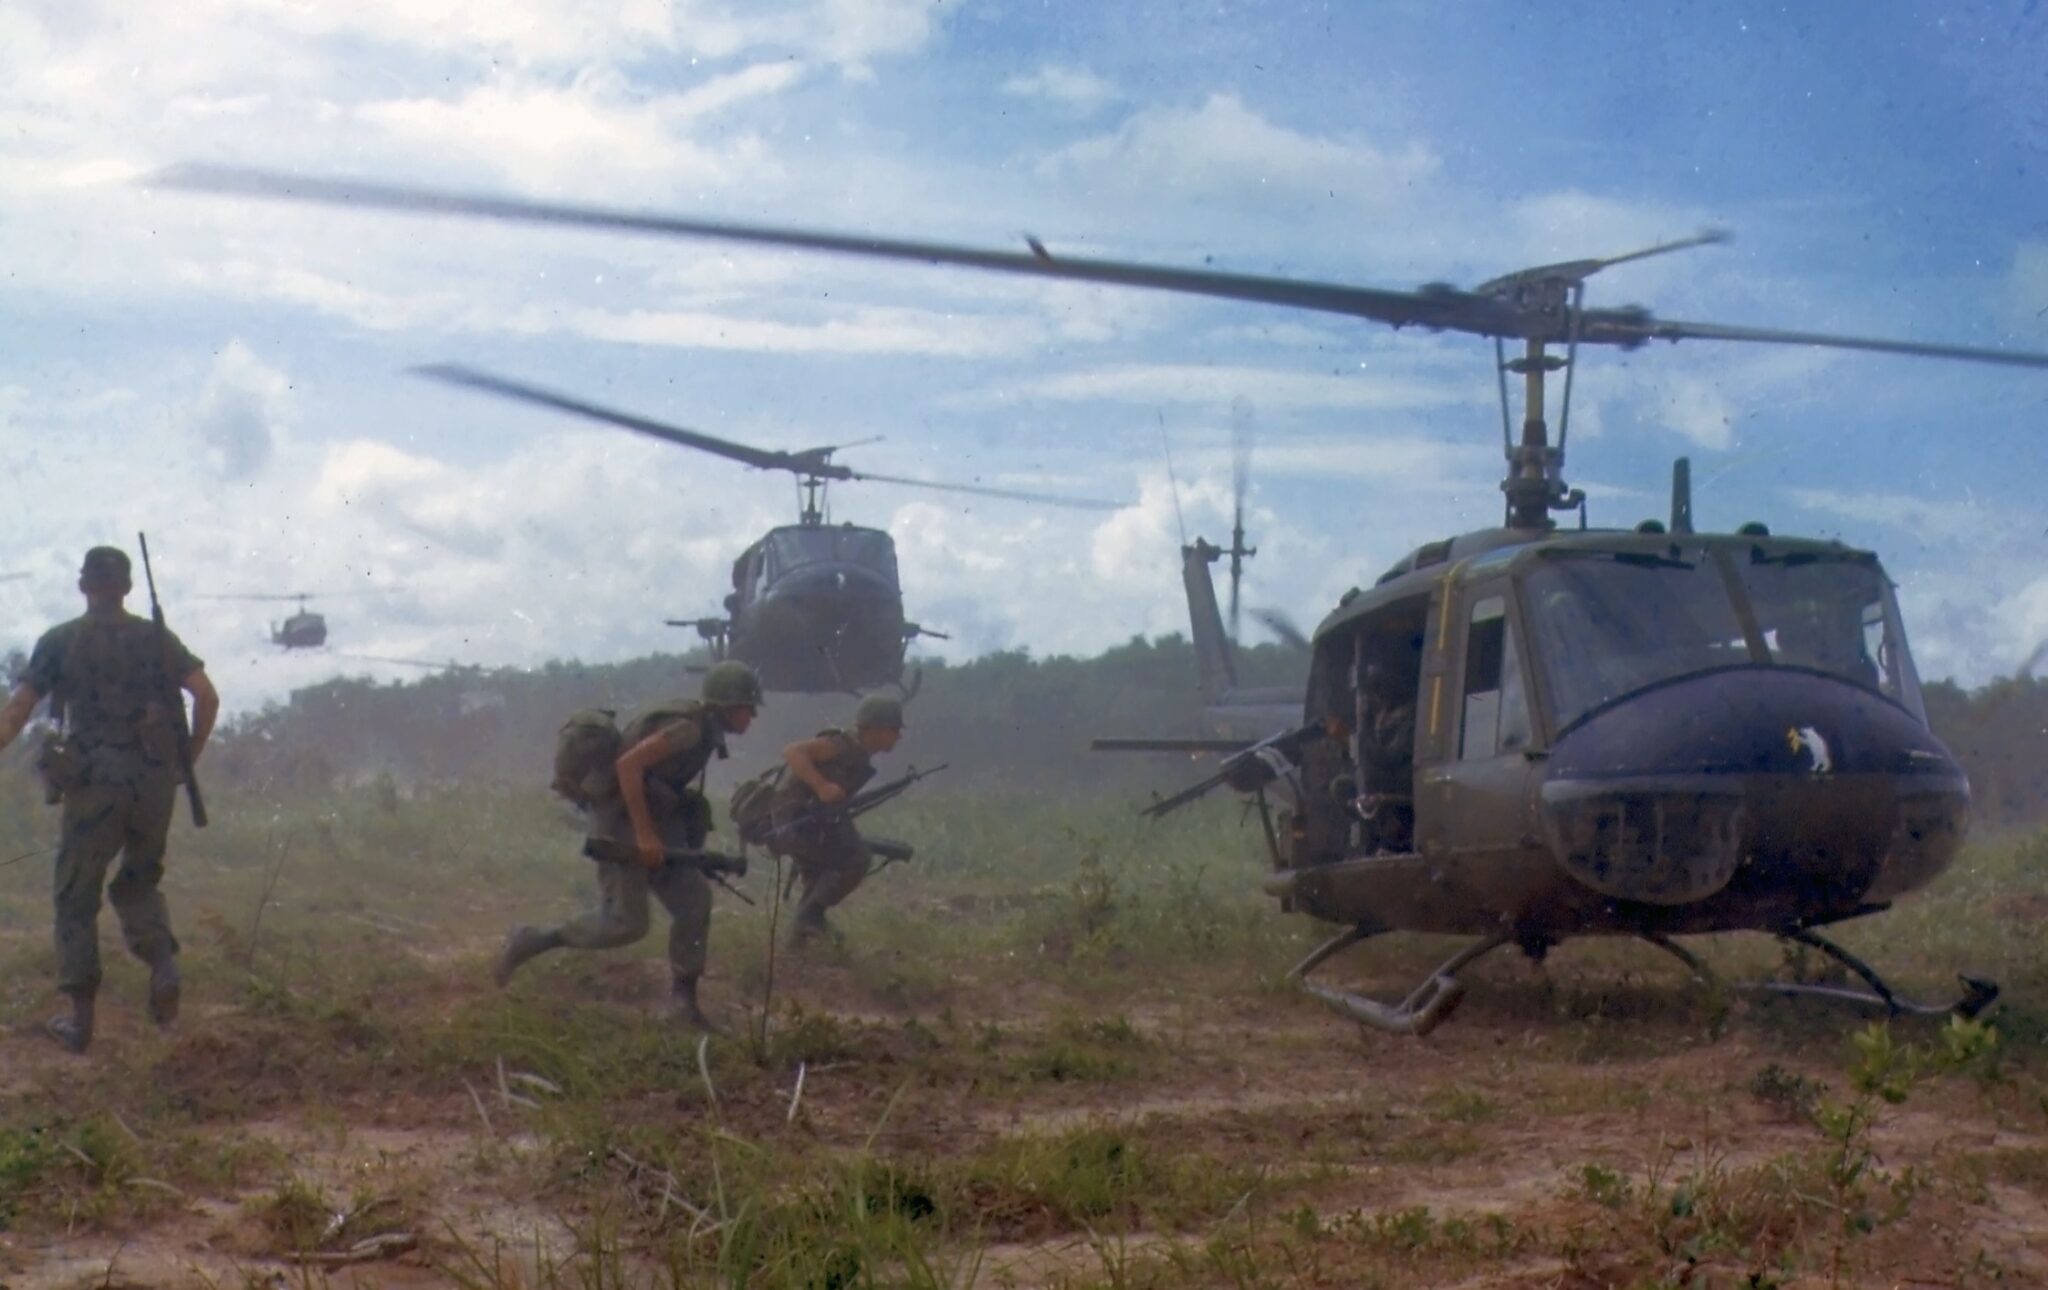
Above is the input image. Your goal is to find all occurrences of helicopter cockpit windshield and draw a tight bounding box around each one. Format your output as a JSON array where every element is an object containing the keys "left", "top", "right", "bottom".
[
  {"left": 765, "top": 526, "right": 899, "bottom": 579},
  {"left": 1733, "top": 552, "right": 1924, "bottom": 716},
  {"left": 1521, "top": 546, "right": 1922, "bottom": 733}
]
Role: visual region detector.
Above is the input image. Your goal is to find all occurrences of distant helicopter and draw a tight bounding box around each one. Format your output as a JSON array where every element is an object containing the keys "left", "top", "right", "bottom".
[
  {"left": 412, "top": 363, "right": 1117, "bottom": 695},
  {"left": 198, "top": 592, "right": 329, "bottom": 649},
  {"left": 1096, "top": 412, "right": 1304, "bottom": 750},
  {"left": 160, "top": 165, "right": 2048, "bottom": 1033}
]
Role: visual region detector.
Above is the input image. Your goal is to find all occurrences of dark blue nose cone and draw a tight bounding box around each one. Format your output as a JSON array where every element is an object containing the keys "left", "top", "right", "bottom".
[{"left": 1541, "top": 668, "right": 1966, "bottom": 924}]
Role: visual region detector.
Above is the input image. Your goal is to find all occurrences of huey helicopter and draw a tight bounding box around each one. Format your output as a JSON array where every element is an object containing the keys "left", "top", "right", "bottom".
[
  {"left": 1096, "top": 408, "right": 1306, "bottom": 750},
  {"left": 198, "top": 591, "right": 329, "bottom": 649},
  {"left": 412, "top": 363, "right": 1116, "bottom": 695},
  {"left": 158, "top": 165, "right": 2048, "bottom": 1033}
]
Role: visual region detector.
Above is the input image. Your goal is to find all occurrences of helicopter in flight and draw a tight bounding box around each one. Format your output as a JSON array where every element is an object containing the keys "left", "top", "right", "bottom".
[
  {"left": 198, "top": 591, "right": 330, "bottom": 649},
  {"left": 159, "top": 165, "right": 2048, "bottom": 1033},
  {"left": 412, "top": 363, "right": 1117, "bottom": 695}
]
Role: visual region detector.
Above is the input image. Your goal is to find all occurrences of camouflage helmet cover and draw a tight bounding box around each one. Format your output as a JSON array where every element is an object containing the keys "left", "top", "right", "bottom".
[
  {"left": 701, "top": 660, "right": 765, "bottom": 708},
  {"left": 854, "top": 694, "right": 905, "bottom": 730}
]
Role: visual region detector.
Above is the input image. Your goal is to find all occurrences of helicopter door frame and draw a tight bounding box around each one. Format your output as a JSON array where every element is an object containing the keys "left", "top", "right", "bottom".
[{"left": 1416, "top": 574, "right": 1545, "bottom": 860}]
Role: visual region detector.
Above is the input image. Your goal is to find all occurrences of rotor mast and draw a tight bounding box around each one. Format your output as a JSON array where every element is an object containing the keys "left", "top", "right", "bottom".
[{"left": 1500, "top": 336, "right": 1580, "bottom": 531}]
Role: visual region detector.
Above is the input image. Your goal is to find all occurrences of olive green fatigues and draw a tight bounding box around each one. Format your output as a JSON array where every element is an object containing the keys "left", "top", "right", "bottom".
[
  {"left": 772, "top": 730, "right": 876, "bottom": 931},
  {"left": 552, "top": 705, "right": 723, "bottom": 979},
  {"left": 25, "top": 612, "right": 200, "bottom": 998}
]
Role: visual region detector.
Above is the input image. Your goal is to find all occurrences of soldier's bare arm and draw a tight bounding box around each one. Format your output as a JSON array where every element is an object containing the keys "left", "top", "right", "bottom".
[
  {"left": 784, "top": 735, "right": 847, "bottom": 804},
  {"left": 0, "top": 682, "right": 43, "bottom": 752},
  {"left": 183, "top": 668, "right": 219, "bottom": 762},
  {"left": 616, "top": 718, "right": 701, "bottom": 869}
]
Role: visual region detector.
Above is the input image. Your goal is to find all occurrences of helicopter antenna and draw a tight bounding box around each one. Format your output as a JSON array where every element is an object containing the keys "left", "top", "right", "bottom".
[
  {"left": 1228, "top": 397, "right": 1257, "bottom": 643},
  {"left": 1158, "top": 410, "right": 1188, "bottom": 548}
]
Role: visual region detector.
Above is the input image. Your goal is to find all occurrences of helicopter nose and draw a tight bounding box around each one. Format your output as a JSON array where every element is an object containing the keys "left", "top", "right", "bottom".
[
  {"left": 777, "top": 564, "right": 890, "bottom": 598},
  {"left": 1539, "top": 668, "right": 1967, "bottom": 914}
]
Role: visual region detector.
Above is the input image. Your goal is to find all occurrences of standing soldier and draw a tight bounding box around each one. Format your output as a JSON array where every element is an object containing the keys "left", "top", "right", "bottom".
[
  {"left": 0, "top": 546, "right": 219, "bottom": 1054},
  {"left": 775, "top": 695, "right": 904, "bottom": 946},
  {"left": 493, "top": 661, "right": 763, "bottom": 1031}
]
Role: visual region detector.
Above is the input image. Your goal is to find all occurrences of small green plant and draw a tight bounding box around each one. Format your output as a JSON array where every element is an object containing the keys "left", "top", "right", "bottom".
[{"left": 1747, "top": 1063, "right": 1827, "bottom": 1121}]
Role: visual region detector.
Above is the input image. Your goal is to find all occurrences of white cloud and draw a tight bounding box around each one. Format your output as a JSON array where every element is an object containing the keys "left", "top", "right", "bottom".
[
  {"left": 1002, "top": 65, "right": 1118, "bottom": 111},
  {"left": 190, "top": 341, "right": 294, "bottom": 480},
  {"left": 355, "top": 68, "right": 792, "bottom": 192},
  {"left": 1037, "top": 93, "right": 1439, "bottom": 209}
]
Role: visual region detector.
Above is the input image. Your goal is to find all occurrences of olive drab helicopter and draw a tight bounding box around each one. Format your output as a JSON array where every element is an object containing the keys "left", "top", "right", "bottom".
[
  {"left": 197, "top": 591, "right": 330, "bottom": 649},
  {"left": 159, "top": 165, "right": 2048, "bottom": 1034},
  {"left": 410, "top": 363, "right": 1117, "bottom": 695}
]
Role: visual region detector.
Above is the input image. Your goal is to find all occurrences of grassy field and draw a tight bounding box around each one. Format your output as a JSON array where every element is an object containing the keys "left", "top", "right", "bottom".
[{"left": 1, "top": 770, "right": 2046, "bottom": 1288}]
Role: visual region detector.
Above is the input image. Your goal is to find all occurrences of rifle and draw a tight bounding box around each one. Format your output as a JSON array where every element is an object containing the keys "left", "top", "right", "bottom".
[
  {"left": 137, "top": 533, "right": 206, "bottom": 828},
  {"left": 580, "top": 838, "right": 755, "bottom": 904},
  {"left": 1141, "top": 721, "right": 1326, "bottom": 820},
  {"left": 760, "top": 762, "right": 949, "bottom": 845}
]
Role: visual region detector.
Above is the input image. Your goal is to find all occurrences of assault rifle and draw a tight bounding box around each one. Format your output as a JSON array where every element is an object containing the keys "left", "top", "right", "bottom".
[
  {"left": 761, "top": 762, "right": 949, "bottom": 847},
  {"left": 138, "top": 533, "right": 206, "bottom": 827},
  {"left": 1141, "top": 721, "right": 1326, "bottom": 820},
  {"left": 581, "top": 838, "right": 754, "bottom": 904}
]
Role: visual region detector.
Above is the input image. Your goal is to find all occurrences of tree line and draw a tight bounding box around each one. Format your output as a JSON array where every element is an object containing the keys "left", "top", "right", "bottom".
[{"left": 173, "top": 643, "right": 2048, "bottom": 830}]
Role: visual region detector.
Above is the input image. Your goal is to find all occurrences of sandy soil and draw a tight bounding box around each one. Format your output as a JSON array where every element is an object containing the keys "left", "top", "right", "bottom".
[{"left": 0, "top": 935, "right": 2042, "bottom": 1289}]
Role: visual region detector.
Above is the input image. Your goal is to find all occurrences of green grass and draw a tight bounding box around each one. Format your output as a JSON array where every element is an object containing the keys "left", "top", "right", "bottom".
[{"left": 3, "top": 777, "right": 2048, "bottom": 1285}]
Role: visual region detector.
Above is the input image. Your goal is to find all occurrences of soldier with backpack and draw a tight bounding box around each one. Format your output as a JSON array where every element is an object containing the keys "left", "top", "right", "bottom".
[
  {"left": 765, "top": 694, "right": 906, "bottom": 947},
  {"left": 492, "top": 661, "right": 764, "bottom": 1031}
]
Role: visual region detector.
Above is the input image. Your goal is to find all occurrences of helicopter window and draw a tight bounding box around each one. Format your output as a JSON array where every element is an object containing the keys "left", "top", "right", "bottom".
[
  {"left": 1522, "top": 552, "right": 1751, "bottom": 730},
  {"left": 1735, "top": 555, "right": 1923, "bottom": 716},
  {"left": 767, "top": 528, "right": 899, "bottom": 577},
  {"left": 1459, "top": 596, "right": 1530, "bottom": 759}
]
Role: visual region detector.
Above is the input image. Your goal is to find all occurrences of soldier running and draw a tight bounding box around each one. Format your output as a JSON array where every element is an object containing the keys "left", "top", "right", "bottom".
[
  {"left": 0, "top": 546, "right": 220, "bottom": 1054},
  {"left": 774, "top": 694, "right": 904, "bottom": 946},
  {"left": 492, "top": 661, "right": 763, "bottom": 1031}
]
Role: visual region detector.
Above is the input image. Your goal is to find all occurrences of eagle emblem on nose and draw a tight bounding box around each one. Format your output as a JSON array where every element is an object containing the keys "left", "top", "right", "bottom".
[{"left": 1786, "top": 725, "right": 1833, "bottom": 776}]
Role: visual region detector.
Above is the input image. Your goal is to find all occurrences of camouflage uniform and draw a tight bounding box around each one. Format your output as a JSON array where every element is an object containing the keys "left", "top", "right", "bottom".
[
  {"left": 771, "top": 729, "right": 876, "bottom": 936},
  {"left": 25, "top": 611, "right": 200, "bottom": 1000},
  {"left": 554, "top": 701, "right": 725, "bottom": 979}
]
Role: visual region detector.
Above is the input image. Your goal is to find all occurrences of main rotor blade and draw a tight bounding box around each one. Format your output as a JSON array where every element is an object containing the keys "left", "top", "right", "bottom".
[
  {"left": 1584, "top": 314, "right": 2048, "bottom": 370},
  {"left": 156, "top": 165, "right": 2048, "bottom": 367},
  {"left": 154, "top": 164, "right": 1502, "bottom": 334},
  {"left": 332, "top": 652, "right": 453, "bottom": 670},
  {"left": 0, "top": 572, "right": 29, "bottom": 584},
  {"left": 196, "top": 592, "right": 319, "bottom": 602},
  {"left": 848, "top": 469, "right": 1121, "bottom": 510},
  {"left": 1476, "top": 229, "right": 1731, "bottom": 295},
  {"left": 413, "top": 363, "right": 829, "bottom": 476}
]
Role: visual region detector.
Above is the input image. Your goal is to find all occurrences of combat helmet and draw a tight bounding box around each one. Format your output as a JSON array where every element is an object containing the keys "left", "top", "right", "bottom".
[
  {"left": 701, "top": 661, "right": 765, "bottom": 708},
  {"left": 854, "top": 694, "right": 904, "bottom": 730}
]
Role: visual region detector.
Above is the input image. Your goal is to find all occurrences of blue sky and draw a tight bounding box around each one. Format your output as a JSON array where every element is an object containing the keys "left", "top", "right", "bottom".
[{"left": 2, "top": 0, "right": 2045, "bottom": 708}]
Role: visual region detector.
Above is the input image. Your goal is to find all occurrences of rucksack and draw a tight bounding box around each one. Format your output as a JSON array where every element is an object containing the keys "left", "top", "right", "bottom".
[
  {"left": 728, "top": 764, "right": 787, "bottom": 845},
  {"left": 552, "top": 708, "right": 621, "bottom": 808},
  {"left": 618, "top": 698, "right": 711, "bottom": 750}
]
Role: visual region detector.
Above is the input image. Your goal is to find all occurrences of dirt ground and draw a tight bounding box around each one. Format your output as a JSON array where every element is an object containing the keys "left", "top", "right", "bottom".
[{"left": 1, "top": 919, "right": 2042, "bottom": 1290}]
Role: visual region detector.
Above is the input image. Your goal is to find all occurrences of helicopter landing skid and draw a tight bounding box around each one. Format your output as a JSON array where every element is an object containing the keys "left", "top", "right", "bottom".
[
  {"left": 1289, "top": 927, "right": 1513, "bottom": 1037},
  {"left": 1638, "top": 927, "right": 1996, "bottom": 1020},
  {"left": 1750, "top": 927, "right": 1999, "bottom": 1019}
]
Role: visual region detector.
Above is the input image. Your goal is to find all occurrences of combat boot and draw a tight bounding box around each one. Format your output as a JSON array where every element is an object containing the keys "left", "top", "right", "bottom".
[
  {"left": 787, "top": 906, "right": 838, "bottom": 950},
  {"left": 44, "top": 993, "right": 94, "bottom": 1056},
  {"left": 147, "top": 956, "right": 181, "bottom": 1028},
  {"left": 493, "top": 925, "right": 563, "bottom": 987},
  {"left": 668, "top": 975, "right": 722, "bottom": 1034}
]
